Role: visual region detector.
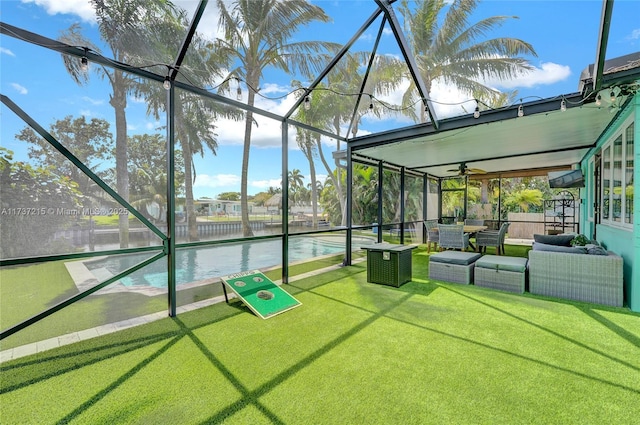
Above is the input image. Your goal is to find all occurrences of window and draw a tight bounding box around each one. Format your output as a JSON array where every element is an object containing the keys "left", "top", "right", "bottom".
[{"left": 601, "top": 118, "right": 634, "bottom": 228}]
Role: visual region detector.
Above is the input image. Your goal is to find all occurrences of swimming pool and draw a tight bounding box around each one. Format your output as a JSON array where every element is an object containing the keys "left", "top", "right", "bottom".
[{"left": 84, "top": 236, "right": 374, "bottom": 289}]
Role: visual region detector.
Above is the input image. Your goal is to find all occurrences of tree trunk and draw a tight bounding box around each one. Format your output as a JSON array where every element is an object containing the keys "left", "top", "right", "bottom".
[
  {"left": 316, "top": 140, "right": 345, "bottom": 226},
  {"left": 111, "top": 70, "right": 129, "bottom": 248},
  {"left": 182, "top": 140, "right": 199, "bottom": 242},
  {"left": 240, "top": 86, "right": 255, "bottom": 237}
]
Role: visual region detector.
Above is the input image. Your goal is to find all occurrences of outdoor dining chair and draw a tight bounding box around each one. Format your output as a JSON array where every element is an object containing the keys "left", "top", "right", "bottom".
[
  {"left": 476, "top": 222, "right": 510, "bottom": 255},
  {"left": 424, "top": 220, "right": 439, "bottom": 253},
  {"left": 437, "top": 224, "right": 470, "bottom": 251}
]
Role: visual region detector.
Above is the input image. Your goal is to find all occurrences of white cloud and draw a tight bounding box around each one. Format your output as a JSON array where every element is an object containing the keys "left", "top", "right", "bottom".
[
  {"left": 11, "top": 83, "right": 28, "bottom": 95},
  {"left": 213, "top": 88, "right": 304, "bottom": 149},
  {"left": 628, "top": 28, "right": 640, "bottom": 40},
  {"left": 81, "top": 96, "right": 104, "bottom": 106},
  {"left": 80, "top": 109, "right": 92, "bottom": 116},
  {"left": 250, "top": 178, "right": 282, "bottom": 190},
  {"left": 0, "top": 47, "right": 15, "bottom": 57},
  {"left": 145, "top": 121, "right": 163, "bottom": 131},
  {"left": 22, "top": 0, "right": 96, "bottom": 22},
  {"left": 485, "top": 62, "right": 572, "bottom": 90},
  {"left": 194, "top": 173, "right": 241, "bottom": 188}
]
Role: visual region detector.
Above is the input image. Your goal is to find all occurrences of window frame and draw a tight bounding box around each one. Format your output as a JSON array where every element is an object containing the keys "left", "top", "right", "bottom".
[{"left": 600, "top": 116, "right": 634, "bottom": 230}]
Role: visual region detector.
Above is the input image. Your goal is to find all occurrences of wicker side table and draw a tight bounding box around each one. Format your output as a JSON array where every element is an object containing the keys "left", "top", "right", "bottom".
[
  {"left": 362, "top": 243, "right": 416, "bottom": 287},
  {"left": 474, "top": 255, "right": 528, "bottom": 293}
]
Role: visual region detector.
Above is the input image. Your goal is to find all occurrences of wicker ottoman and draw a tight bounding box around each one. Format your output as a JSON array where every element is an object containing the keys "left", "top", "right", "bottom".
[
  {"left": 429, "top": 251, "right": 482, "bottom": 284},
  {"left": 474, "top": 255, "right": 528, "bottom": 293}
]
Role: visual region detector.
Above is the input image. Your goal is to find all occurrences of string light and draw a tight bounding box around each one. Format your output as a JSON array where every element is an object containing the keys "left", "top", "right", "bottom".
[
  {"left": 610, "top": 90, "right": 616, "bottom": 103},
  {"left": 595, "top": 94, "right": 602, "bottom": 106},
  {"left": 304, "top": 95, "right": 311, "bottom": 110},
  {"left": 2, "top": 25, "right": 604, "bottom": 117},
  {"left": 368, "top": 94, "right": 374, "bottom": 111},
  {"left": 560, "top": 99, "right": 566, "bottom": 112},
  {"left": 163, "top": 76, "right": 171, "bottom": 90},
  {"left": 517, "top": 103, "right": 524, "bottom": 117},
  {"left": 80, "top": 56, "right": 88, "bottom": 73},
  {"left": 234, "top": 77, "right": 242, "bottom": 100},
  {"left": 473, "top": 99, "right": 480, "bottom": 119}
]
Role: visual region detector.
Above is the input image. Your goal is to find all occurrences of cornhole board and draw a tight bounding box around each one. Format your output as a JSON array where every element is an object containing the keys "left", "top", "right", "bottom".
[{"left": 220, "top": 270, "right": 301, "bottom": 319}]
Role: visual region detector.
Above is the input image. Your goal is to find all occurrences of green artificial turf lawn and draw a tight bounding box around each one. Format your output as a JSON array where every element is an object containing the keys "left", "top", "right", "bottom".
[{"left": 1, "top": 244, "right": 639, "bottom": 424}]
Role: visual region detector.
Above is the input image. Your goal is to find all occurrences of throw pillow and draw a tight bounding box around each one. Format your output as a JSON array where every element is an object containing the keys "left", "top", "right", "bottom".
[
  {"left": 586, "top": 244, "right": 608, "bottom": 256},
  {"left": 532, "top": 242, "right": 588, "bottom": 254},
  {"left": 533, "top": 234, "right": 575, "bottom": 247}
]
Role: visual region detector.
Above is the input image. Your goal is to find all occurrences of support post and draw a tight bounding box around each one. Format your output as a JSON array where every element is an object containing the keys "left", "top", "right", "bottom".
[{"left": 167, "top": 83, "right": 176, "bottom": 317}]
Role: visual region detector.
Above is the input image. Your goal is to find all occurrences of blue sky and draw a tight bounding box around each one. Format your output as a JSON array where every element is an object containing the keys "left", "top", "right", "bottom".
[{"left": 1, "top": 0, "right": 639, "bottom": 199}]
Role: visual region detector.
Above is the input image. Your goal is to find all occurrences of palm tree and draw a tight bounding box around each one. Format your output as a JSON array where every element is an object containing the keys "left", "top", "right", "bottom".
[
  {"left": 287, "top": 169, "right": 305, "bottom": 191},
  {"left": 215, "top": 0, "right": 336, "bottom": 236},
  {"left": 140, "top": 7, "right": 242, "bottom": 242},
  {"left": 505, "top": 188, "right": 543, "bottom": 213},
  {"left": 398, "top": 0, "right": 537, "bottom": 121},
  {"left": 59, "top": 0, "right": 180, "bottom": 247},
  {"left": 293, "top": 52, "right": 406, "bottom": 227}
]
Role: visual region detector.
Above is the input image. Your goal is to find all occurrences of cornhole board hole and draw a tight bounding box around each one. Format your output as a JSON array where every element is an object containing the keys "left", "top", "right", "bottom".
[{"left": 220, "top": 270, "right": 301, "bottom": 319}]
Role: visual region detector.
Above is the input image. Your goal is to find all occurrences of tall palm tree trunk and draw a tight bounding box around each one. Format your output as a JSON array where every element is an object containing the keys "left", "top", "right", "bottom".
[
  {"left": 240, "top": 87, "right": 256, "bottom": 237},
  {"left": 111, "top": 71, "right": 129, "bottom": 248},
  {"left": 182, "top": 140, "right": 199, "bottom": 242},
  {"left": 316, "top": 140, "right": 346, "bottom": 226},
  {"left": 309, "top": 160, "right": 318, "bottom": 229}
]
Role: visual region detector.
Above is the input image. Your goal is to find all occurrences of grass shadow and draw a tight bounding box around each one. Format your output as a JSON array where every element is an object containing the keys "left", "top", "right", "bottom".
[{"left": 196, "top": 291, "right": 415, "bottom": 424}]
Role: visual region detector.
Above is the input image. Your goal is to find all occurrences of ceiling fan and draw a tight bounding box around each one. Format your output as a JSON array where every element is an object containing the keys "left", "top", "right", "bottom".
[{"left": 447, "top": 162, "right": 487, "bottom": 176}]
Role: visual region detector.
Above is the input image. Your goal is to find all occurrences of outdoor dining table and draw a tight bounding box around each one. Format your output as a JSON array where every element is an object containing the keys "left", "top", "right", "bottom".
[{"left": 463, "top": 225, "right": 487, "bottom": 250}]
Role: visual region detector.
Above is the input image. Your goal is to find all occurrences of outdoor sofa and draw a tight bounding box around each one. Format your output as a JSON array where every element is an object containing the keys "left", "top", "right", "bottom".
[{"left": 527, "top": 235, "right": 623, "bottom": 307}]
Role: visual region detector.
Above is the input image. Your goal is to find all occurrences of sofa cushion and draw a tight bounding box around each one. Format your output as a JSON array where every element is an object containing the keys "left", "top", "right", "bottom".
[
  {"left": 532, "top": 242, "right": 587, "bottom": 254},
  {"left": 533, "top": 234, "right": 574, "bottom": 246},
  {"left": 475, "top": 255, "right": 528, "bottom": 273},
  {"left": 430, "top": 251, "right": 481, "bottom": 265},
  {"left": 585, "top": 244, "right": 608, "bottom": 256}
]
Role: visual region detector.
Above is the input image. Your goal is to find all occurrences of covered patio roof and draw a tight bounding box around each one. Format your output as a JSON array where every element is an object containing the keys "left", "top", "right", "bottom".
[{"left": 349, "top": 61, "right": 640, "bottom": 178}]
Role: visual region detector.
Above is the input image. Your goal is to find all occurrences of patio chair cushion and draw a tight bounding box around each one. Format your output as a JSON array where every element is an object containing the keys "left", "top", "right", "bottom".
[
  {"left": 533, "top": 234, "right": 574, "bottom": 247},
  {"left": 475, "top": 255, "right": 528, "bottom": 273},
  {"left": 430, "top": 251, "right": 481, "bottom": 266}
]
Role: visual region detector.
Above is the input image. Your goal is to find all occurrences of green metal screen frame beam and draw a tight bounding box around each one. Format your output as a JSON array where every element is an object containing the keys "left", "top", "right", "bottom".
[
  {"left": 373, "top": 0, "right": 439, "bottom": 128},
  {"left": 592, "top": 0, "right": 615, "bottom": 93},
  {"left": 166, "top": 83, "right": 177, "bottom": 317},
  {"left": 282, "top": 122, "right": 290, "bottom": 284},
  {"left": 169, "top": 0, "right": 208, "bottom": 82},
  {"left": 283, "top": 8, "right": 383, "bottom": 120},
  {"left": 0, "top": 245, "right": 164, "bottom": 268},
  {"left": 346, "top": 15, "right": 387, "bottom": 140},
  {"left": 377, "top": 160, "right": 384, "bottom": 244}
]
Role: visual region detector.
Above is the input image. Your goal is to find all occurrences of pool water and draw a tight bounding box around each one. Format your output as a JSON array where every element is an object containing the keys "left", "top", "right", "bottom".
[{"left": 85, "top": 237, "right": 369, "bottom": 288}]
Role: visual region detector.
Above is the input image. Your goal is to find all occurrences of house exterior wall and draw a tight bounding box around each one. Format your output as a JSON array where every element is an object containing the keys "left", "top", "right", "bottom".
[{"left": 581, "top": 92, "right": 639, "bottom": 312}]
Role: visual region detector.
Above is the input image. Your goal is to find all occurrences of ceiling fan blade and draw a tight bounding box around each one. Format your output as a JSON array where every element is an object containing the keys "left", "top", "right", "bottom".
[{"left": 467, "top": 168, "right": 487, "bottom": 174}]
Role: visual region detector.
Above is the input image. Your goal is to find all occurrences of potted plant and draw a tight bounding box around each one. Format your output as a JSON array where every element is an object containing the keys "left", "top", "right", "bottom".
[{"left": 570, "top": 234, "right": 589, "bottom": 247}]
